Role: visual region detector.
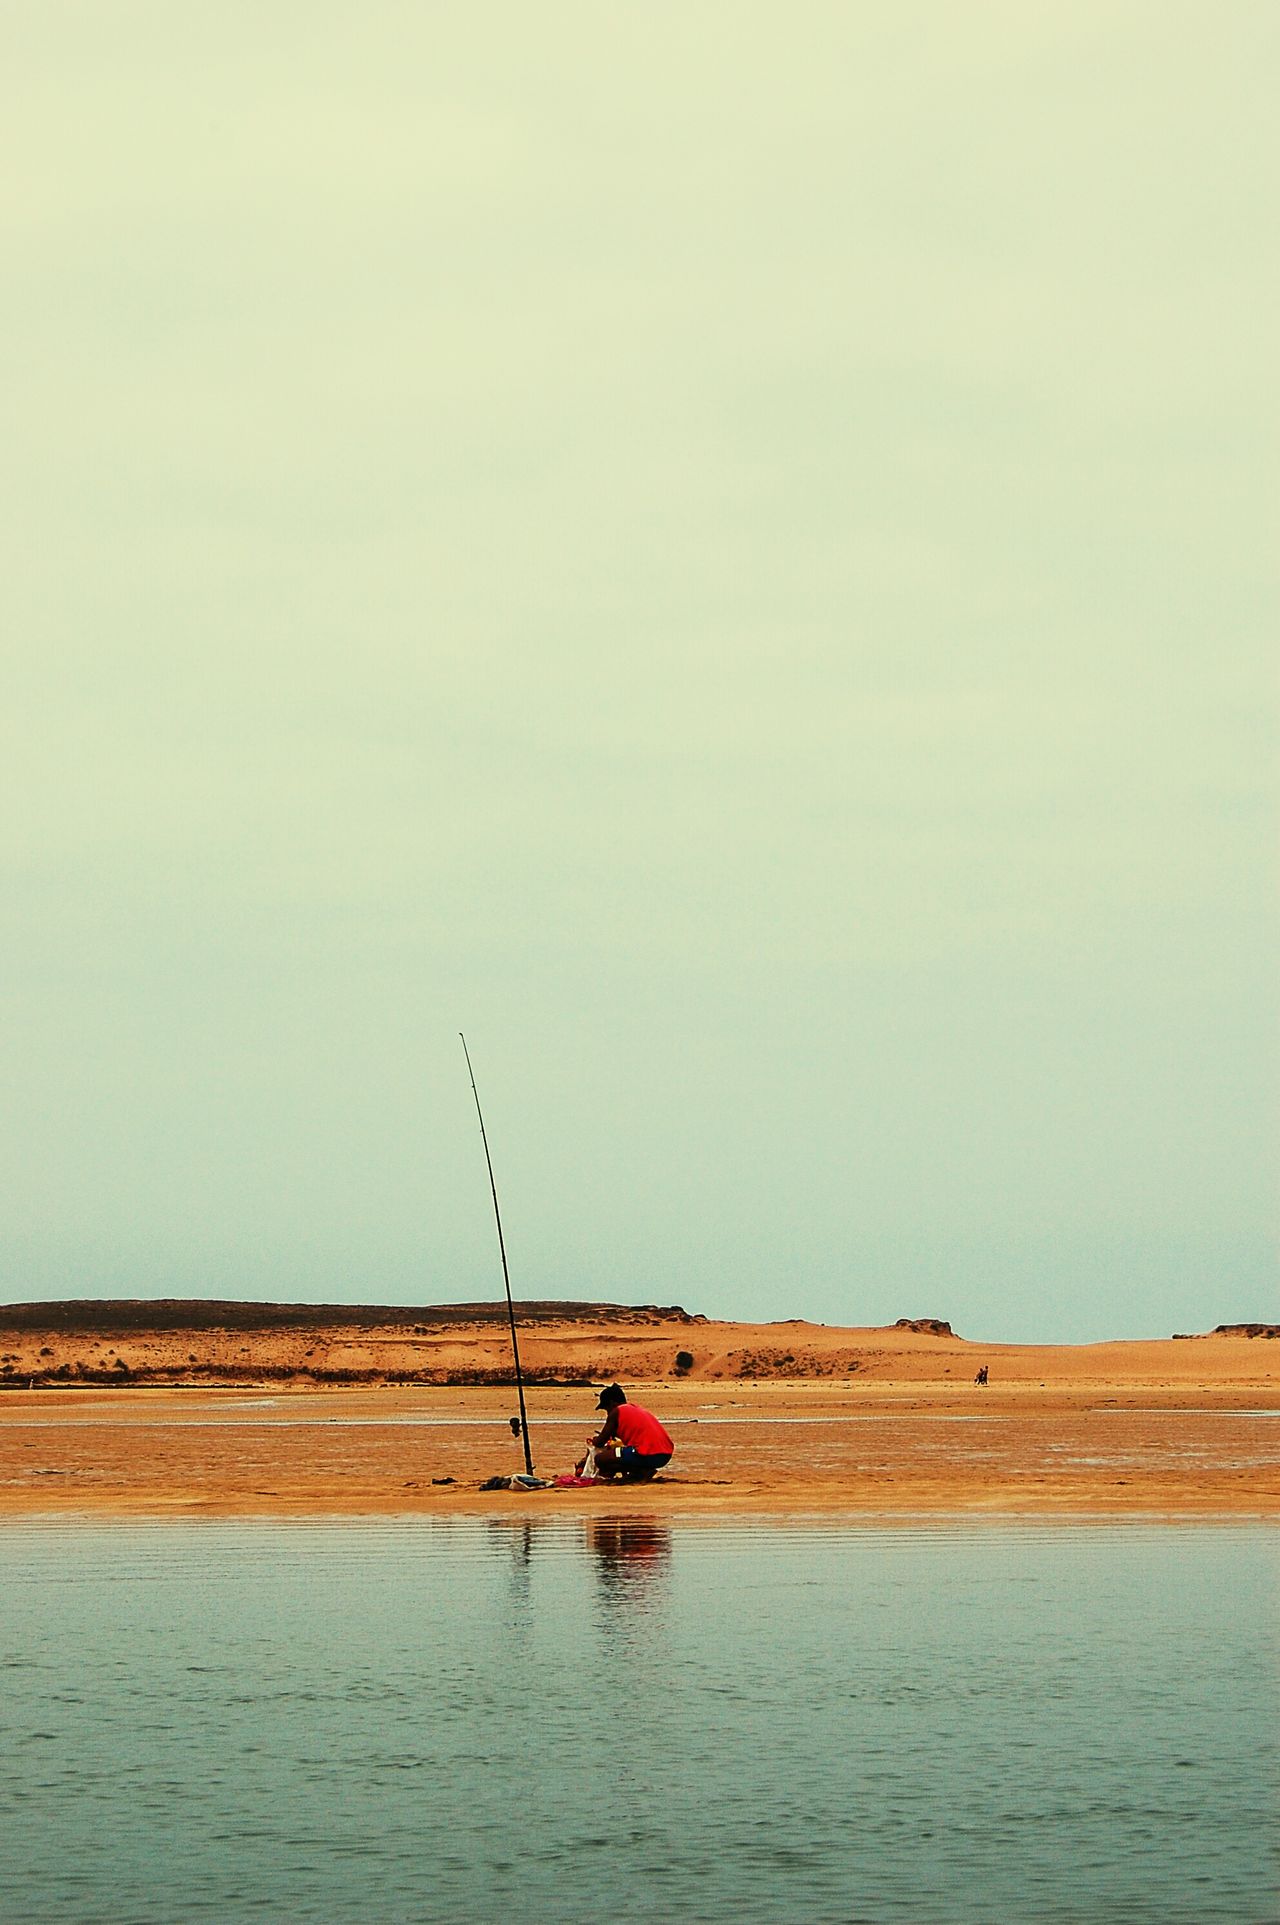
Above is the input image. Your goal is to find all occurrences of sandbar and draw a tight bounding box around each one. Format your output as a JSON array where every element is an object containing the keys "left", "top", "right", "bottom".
[{"left": 0, "top": 1315, "right": 1274, "bottom": 1519}]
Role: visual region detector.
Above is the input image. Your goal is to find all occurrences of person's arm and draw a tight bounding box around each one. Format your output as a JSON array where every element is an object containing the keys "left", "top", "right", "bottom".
[{"left": 592, "top": 1408, "right": 619, "bottom": 1449}]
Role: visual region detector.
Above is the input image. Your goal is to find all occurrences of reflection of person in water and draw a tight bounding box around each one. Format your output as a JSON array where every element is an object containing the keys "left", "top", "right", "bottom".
[
  {"left": 582, "top": 1383, "right": 673, "bottom": 1481},
  {"left": 589, "top": 1518, "right": 672, "bottom": 1594}
]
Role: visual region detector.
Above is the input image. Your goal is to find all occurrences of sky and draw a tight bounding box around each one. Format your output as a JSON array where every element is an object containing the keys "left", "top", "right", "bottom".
[{"left": 2, "top": 4, "right": 1275, "bottom": 1342}]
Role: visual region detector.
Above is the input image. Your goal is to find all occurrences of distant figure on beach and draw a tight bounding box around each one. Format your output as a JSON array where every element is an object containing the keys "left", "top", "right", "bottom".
[
  {"left": 579, "top": 1383, "right": 673, "bottom": 1481},
  {"left": 974, "top": 1365, "right": 989, "bottom": 1386}
]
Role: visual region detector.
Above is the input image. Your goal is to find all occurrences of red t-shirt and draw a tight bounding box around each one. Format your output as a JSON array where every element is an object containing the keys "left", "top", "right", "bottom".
[{"left": 614, "top": 1403, "right": 673, "bottom": 1456}]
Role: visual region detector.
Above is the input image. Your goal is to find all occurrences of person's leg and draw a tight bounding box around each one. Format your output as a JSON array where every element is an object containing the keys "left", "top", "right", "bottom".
[
  {"left": 618, "top": 1452, "right": 671, "bottom": 1482},
  {"left": 594, "top": 1446, "right": 622, "bottom": 1478}
]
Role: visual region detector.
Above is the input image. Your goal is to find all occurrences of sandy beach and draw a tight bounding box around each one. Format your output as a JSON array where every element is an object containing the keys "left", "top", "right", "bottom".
[{"left": 1, "top": 1309, "right": 1275, "bottom": 1519}]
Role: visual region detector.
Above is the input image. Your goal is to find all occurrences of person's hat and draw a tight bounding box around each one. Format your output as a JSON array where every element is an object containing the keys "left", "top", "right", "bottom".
[{"left": 595, "top": 1383, "right": 626, "bottom": 1410}]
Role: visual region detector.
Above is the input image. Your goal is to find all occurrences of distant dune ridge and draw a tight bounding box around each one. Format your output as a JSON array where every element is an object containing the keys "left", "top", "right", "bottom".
[{"left": 0, "top": 1299, "right": 1273, "bottom": 1392}]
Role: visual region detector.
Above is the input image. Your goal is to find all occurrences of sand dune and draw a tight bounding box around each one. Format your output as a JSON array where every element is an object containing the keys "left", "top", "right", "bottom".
[{"left": 0, "top": 1298, "right": 1274, "bottom": 1394}]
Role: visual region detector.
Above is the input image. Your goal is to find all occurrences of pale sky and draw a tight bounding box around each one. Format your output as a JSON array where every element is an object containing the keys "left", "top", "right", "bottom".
[{"left": 3, "top": 4, "right": 1275, "bottom": 1341}]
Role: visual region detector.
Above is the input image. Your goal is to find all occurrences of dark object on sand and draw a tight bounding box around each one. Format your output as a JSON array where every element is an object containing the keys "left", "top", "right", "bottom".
[
  {"left": 975, "top": 1365, "right": 989, "bottom": 1386},
  {"left": 509, "top": 1416, "right": 523, "bottom": 1437}
]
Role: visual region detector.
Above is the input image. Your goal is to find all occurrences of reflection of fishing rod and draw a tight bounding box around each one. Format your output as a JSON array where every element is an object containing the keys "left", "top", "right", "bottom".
[{"left": 460, "top": 1033, "right": 534, "bottom": 1477}]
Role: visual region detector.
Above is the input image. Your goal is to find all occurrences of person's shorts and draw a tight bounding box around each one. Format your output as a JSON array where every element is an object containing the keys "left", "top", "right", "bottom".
[{"left": 618, "top": 1448, "right": 671, "bottom": 1481}]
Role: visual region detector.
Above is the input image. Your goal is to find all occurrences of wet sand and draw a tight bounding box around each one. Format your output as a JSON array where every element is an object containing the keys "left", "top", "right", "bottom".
[{"left": 1, "top": 1327, "right": 1276, "bottom": 1519}]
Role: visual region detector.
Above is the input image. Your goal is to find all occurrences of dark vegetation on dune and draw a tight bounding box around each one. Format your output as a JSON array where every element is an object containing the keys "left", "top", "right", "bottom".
[
  {"left": 0, "top": 1362, "right": 604, "bottom": 1390},
  {"left": 0, "top": 1298, "right": 701, "bottom": 1335}
]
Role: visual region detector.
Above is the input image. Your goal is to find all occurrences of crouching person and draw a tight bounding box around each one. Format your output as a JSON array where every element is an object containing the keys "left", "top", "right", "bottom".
[{"left": 584, "top": 1383, "right": 673, "bottom": 1481}]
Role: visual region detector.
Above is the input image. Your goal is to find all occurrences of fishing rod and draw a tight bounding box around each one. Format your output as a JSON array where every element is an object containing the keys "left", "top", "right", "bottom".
[{"left": 459, "top": 1033, "right": 534, "bottom": 1477}]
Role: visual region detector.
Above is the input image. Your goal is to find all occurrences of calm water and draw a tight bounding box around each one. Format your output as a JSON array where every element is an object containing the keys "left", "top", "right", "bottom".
[{"left": 1, "top": 1519, "right": 1275, "bottom": 1924}]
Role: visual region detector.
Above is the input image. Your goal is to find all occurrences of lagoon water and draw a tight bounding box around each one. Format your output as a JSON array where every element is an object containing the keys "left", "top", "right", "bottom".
[{"left": 2, "top": 1519, "right": 1275, "bottom": 1924}]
